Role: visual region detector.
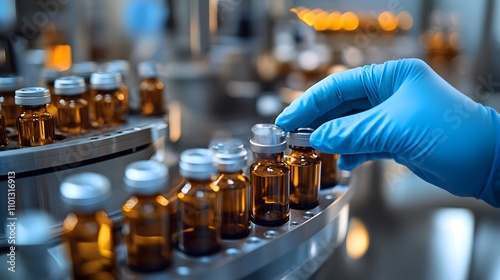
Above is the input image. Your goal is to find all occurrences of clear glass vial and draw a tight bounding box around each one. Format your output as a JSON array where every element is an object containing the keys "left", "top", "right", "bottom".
[
  {"left": 13, "top": 211, "right": 64, "bottom": 280},
  {"left": 138, "top": 62, "right": 165, "bottom": 116},
  {"left": 210, "top": 139, "right": 251, "bottom": 239},
  {"left": 54, "top": 76, "right": 90, "bottom": 134},
  {"left": 15, "top": 87, "right": 55, "bottom": 147},
  {"left": 0, "top": 97, "right": 7, "bottom": 146},
  {"left": 318, "top": 152, "right": 339, "bottom": 188},
  {"left": 41, "top": 67, "right": 63, "bottom": 120},
  {"left": 285, "top": 128, "right": 321, "bottom": 210},
  {"left": 249, "top": 124, "right": 290, "bottom": 227},
  {"left": 60, "top": 173, "right": 116, "bottom": 280},
  {"left": 0, "top": 74, "right": 23, "bottom": 127},
  {"left": 177, "top": 149, "right": 221, "bottom": 256},
  {"left": 90, "top": 72, "right": 121, "bottom": 127},
  {"left": 122, "top": 160, "right": 172, "bottom": 272}
]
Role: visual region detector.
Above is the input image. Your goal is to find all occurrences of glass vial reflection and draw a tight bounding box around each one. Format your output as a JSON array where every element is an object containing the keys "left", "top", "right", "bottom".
[{"left": 318, "top": 152, "right": 339, "bottom": 188}]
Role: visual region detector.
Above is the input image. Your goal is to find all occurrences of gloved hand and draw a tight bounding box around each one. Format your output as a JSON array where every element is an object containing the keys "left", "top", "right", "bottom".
[{"left": 276, "top": 58, "right": 500, "bottom": 206}]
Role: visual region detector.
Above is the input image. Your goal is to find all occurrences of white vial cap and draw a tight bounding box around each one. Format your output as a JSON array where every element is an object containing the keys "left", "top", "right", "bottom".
[
  {"left": 124, "top": 160, "right": 168, "bottom": 194},
  {"left": 55, "top": 76, "right": 86, "bottom": 95},
  {"left": 286, "top": 128, "right": 314, "bottom": 148},
  {"left": 60, "top": 172, "right": 111, "bottom": 212},
  {"left": 14, "top": 211, "right": 54, "bottom": 245},
  {"left": 138, "top": 62, "right": 158, "bottom": 78},
  {"left": 15, "top": 87, "right": 50, "bottom": 106},
  {"left": 41, "top": 67, "right": 62, "bottom": 82},
  {"left": 209, "top": 139, "right": 248, "bottom": 172},
  {"left": 0, "top": 75, "right": 23, "bottom": 91},
  {"left": 249, "top": 123, "right": 286, "bottom": 153},
  {"left": 179, "top": 149, "right": 217, "bottom": 180},
  {"left": 71, "top": 61, "right": 98, "bottom": 78},
  {"left": 90, "top": 72, "right": 122, "bottom": 90}
]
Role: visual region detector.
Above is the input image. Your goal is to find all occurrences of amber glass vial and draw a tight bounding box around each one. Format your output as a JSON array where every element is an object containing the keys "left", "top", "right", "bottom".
[
  {"left": 318, "top": 152, "right": 339, "bottom": 188},
  {"left": 54, "top": 76, "right": 90, "bottom": 134},
  {"left": 0, "top": 75, "right": 23, "bottom": 127},
  {"left": 0, "top": 97, "right": 7, "bottom": 146},
  {"left": 72, "top": 61, "right": 98, "bottom": 102},
  {"left": 122, "top": 160, "right": 171, "bottom": 272},
  {"left": 90, "top": 72, "right": 121, "bottom": 127},
  {"left": 15, "top": 87, "right": 55, "bottom": 147},
  {"left": 249, "top": 124, "right": 290, "bottom": 227},
  {"left": 285, "top": 128, "right": 321, "bottom": 210},
  {"left": 210, "top": 139, "right": 251, "bottom": 239},
  {"left": 177, "top": 149, "right": 221, "bottom": 256},
  {"left": 104, "top": 60, "right": 129, "bottom": 123},
  {"left": 41, "top": 67, "right": 62, "bottom": 121},
  {"left": 60, "top": 173, "right": 116, "bottom": 280},
  {"left": 139, "top": 62, "right": 165, "bottom": 116}
]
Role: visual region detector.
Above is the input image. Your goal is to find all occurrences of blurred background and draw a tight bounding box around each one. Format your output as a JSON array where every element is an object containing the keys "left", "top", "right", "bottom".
[{"left": 1, "top": 0, "right": 500, "bottom": 279}]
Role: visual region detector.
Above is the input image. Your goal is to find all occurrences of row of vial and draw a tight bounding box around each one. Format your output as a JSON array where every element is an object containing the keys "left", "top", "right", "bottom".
[
  {"left": 56, "top": 124, "right": 338, "bottom": 278},
  {"left": 0, "top": 61, "right": 164, "bottom": 147}
]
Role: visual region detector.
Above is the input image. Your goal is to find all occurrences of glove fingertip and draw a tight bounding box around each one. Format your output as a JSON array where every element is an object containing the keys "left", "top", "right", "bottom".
[{"left": 337, "top": 156, "right": 361, "bottom": 171}]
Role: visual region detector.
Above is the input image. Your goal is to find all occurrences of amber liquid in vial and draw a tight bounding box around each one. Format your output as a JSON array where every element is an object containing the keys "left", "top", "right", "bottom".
[
  {"left": 318, "top": 152, "right": 339, "bottom": 188},
  {"left": 113, "top": 85, "right": 129, "bottom": 124},
  {"left": 287, "top": 147, "right": 321, "bottom": 209},
  {"left": 213, "top": 171, "right": 250, "bottom": 239},
  {"left": 123, "top": 194, "right": 171, "bottom": 272},
  {"left": 63, "top": 211, "right": 116, "bottom": 280},
  {"left": 91, "top": 89, "right": 115, "bottom": 127},
  {"left": 1, "top": 92, "right": 21, "bottom": 127},
  {"left": 250, "top": 153, "right": 290, "bottom": 227},
  {"left": 140, "top": 78, "right": 165, "bottom": 116},
  {"left": 16, "top": 105, "right": 55, "bottom": 147},
  {"left": 46, "top": 81, "right": 59, "bottom": 122},
  {"left": 57, "top": 94, "right": 90, "bottom": 134},
  {"left": 0, "top": 112, "right": 7, "bottom": 146},
  {"left": 178, "top": 179, "right": 221, "bottom": 256}
]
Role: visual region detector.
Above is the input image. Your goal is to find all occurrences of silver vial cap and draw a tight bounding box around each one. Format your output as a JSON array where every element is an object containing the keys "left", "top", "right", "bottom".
[
  {"left": 124, "top": 160, "right": 168, "bottom": 195},
  {"left": 55, "top": 76, "right": 86, "bottom": 95},
  {"left": 90, "top": 72, "right": 122, "bottom": 90},
  {"left": 14, "top": 211, "right": 54, "bottom": 245},
  {"left": 249, "top": 123, "right": 286, "bottom": 153},
  {"left": 15, "top": 87, "right": 50, "bottom": 106},
  {"left": 71, "top": 61, "right": 98, "bottom": 78},
  {"left": 60, "top": 172, "right": 111, "bottom": 212},
  {"left": 210, "top": 139, "right": 248, "bottom": 172},
  {"left": 179, "top": 148, "right": 217, "bottom": 180},
  {"left": 41, "top": 67, "right": 62, "bottom": 82},
  {"left": 138, "top": 62, "right": 157, "bottom": 78},
  {"left": 286, "top": 128, "right": 314, "bottom": 148},
  {"left": 0, "top": 75, "right": 23, "bottom": 92}
]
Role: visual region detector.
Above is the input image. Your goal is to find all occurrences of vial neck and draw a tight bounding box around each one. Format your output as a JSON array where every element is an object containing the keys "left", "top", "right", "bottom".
[
  {"left": 290, "top": 146, "right": 316, "bottom": 154},
  {"left": 20, "top": 104, "right": 47, "bottom": 111},
  {"left": 254, "top": 152, "right": 284, "bottom": 162},
  {"left": 142, "top": 77, "right": 158, "bottom": 83},
  {"left": 218, "top": 169, "right": 243, "bottom": 175}
]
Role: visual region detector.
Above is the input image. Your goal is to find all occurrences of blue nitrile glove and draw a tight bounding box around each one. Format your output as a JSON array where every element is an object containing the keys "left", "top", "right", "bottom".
[{"left": 276, "top": 58, "right": 500, "bottom": 206}]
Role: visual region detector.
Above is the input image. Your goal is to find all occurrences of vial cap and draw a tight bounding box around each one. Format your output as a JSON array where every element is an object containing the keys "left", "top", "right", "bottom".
[
  {"left": 41, "top": 67, "right": 62, "bottom": 82},
  {"left": 60, "top": 173, "right": 111, "bottom": 211},
  {"left": 15, "top": 87, "right": 50, "bottom": 106},
  {"left": 124, "top": 160, "right": 168, "bottom": 194},
  {"left": 179, "top": 148, "right": 217, "bottom": 180},
  {"left": 54, "top": 76, "right": 86, "bottom": 95},
  {"left": 286, "top": 128, "right": 314, "bottom": 148},
  {"left": 249, "top": 123, "right": 286, "bottom": 153},
  {"left": 103, "top": 60, "right": 130, "bottom": 75},
  {"left": 14, "top": 211, "right": 54, "bottom": 245},
  {"left": 90, "top": 72, "right": 122, "bottom": 90},
  {"left": 138, "top": 62, "right": 158, "bottom": 78},
  {"left": 71, "top": 61, "right": 97, "bottom": 78},
  {"left": 0, "top": 75, "right": 23, "bottom": 92},
  {"left": 209, "top": 139, "right": 248, "bottom": 172}
]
